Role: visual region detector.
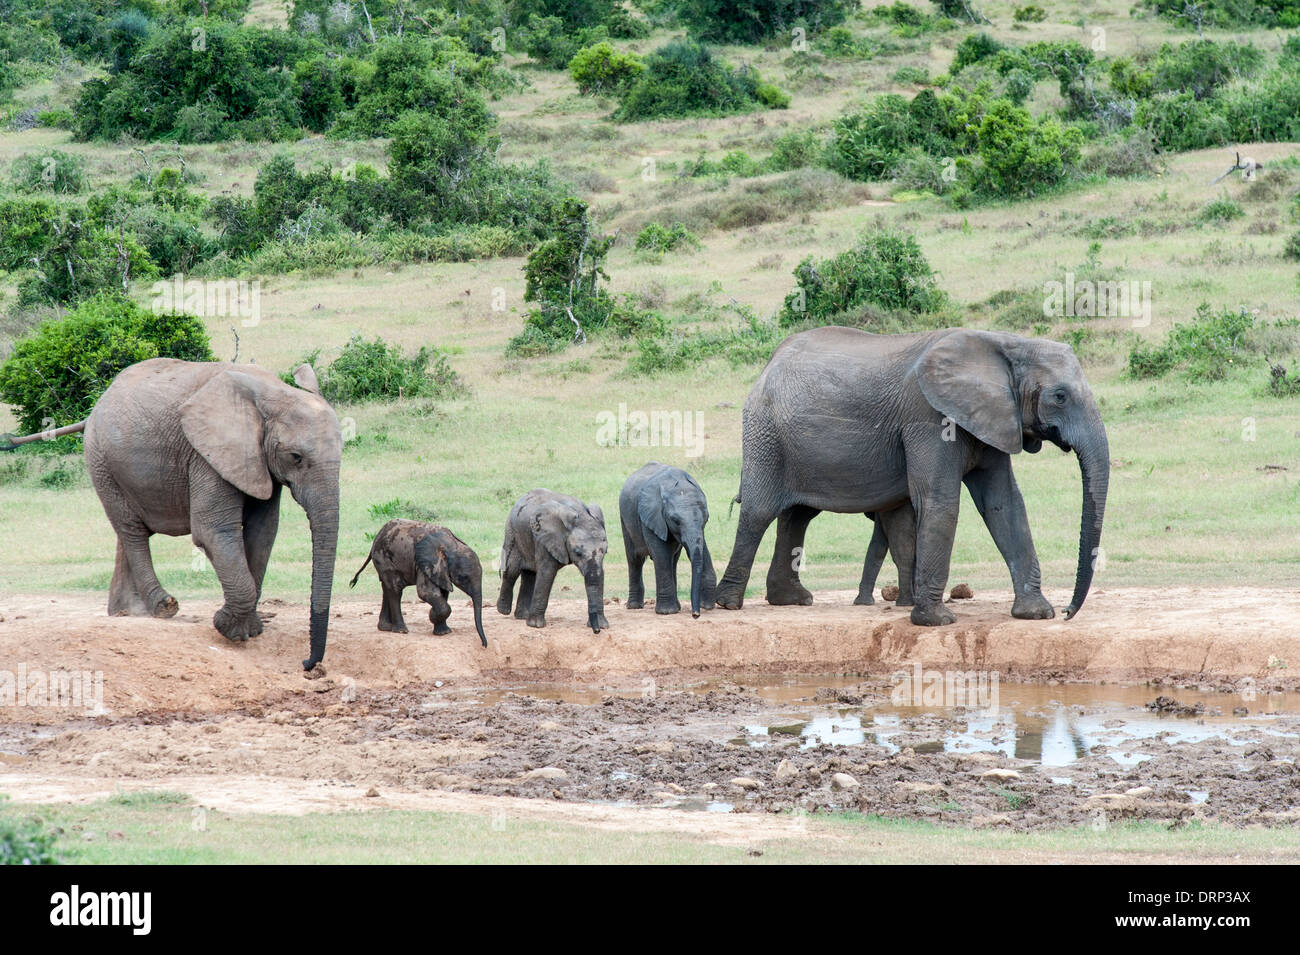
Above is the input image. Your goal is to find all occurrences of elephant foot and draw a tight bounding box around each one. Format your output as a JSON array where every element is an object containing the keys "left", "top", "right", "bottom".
[
  {"left": 526, "top": 613, "right": 546, "bottom": 629},
  {"left": 713, "top": 581, "right": 744, "bottom": 610},
  {"left": 588, "top": 612, "right": 609, "bottom": 633},
  {"left": 626, "top": 598, "right": 644, "bottom": 610},
  {"left": 910, "top": 603, "right": 956, "bottom": 627},
  {"left": 151, "top": 595, "right": 179, "bottom": 618},
  {"left": 432, "top": 620, "right": 452, "bottom": 636},
  {"left": 766, "top": 582, "right": 814, "bottom": 606},
  {"left": 655, "top": 599, "right": 681, "bottom": 615},
  {"left": 214, "top": 607, "right": 264, "bottom": 642},
  {"left": 1012, "top": 592, "right": 1056, "bottom": 620},
  {"left": 496, "top": 596, "right": 512, "bottom": 616},
  {"left": 853, "top": 591, "right": 876, "bottom": 606}
]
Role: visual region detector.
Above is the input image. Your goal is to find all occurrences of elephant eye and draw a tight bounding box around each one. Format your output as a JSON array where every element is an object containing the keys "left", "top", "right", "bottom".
[
  {"left": 289, "top": 452, "right": 304, "bottom": 465},
  {"left": 1053, "top": 390, "right": 1067, "bottom": 404}
]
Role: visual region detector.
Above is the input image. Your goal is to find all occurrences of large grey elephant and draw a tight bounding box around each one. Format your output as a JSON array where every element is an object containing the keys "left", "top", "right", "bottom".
[
  {"left": 84, "top": 358, "right": 342, "bottom": 670},
  {"left": 349, "top": 518, "right": 487, "bottom": 646},
  {"left": 714, "top": 327, "right": 1109, "bottom": 626},
  {"left": 619, "top": 462, "right": 717, "bottom": 617},
  {"left": 497, "top": 489, "right": 609, "bottom": 632}
]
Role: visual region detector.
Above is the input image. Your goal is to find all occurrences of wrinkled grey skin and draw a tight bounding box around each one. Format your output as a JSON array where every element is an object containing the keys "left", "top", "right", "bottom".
[
  {"left": 619, "top": 462, "right": 717, "bottom": 618},
  {"left": 714, "top": 327, "right": 1109, "bottom": 627},
  {"left": 349, "top": 519, "right": 487, "bottom": 647},
  {"left": 855, "top": 503, "right": 917, "bottom": 607},
  {"left": 84, "top": 359, "right": 342, "bottom": 670},
  {"left": 497, "top": 489, "right": 609, "bottom": 632}
]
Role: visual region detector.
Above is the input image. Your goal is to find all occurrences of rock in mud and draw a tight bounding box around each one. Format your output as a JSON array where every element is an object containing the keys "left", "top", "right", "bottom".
[
  {"left": 524, "top": 766, "right": 568, "bottom": 782},
  {"left": 731, "top": 777, "right": 760, "bottom": 790},
  {"left": 979, "top": 769, "right": 1021, "bottom": 782},
  {"left": 831, "top": 772, "right": 859, "bottom": 790},
  {"left": 774, "top": 759, "right": 798, "bottom": 783},
  {"left": 1146, "top": 696, "right": 1204, "bottom": 716},
  {"left": 949, "top": 583, "right": 974, "bottom": 599}
]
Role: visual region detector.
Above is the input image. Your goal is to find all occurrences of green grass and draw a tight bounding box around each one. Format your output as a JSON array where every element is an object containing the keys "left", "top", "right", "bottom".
[{"left": 16, "top": 797, "right": 1300, "bottom": 864}]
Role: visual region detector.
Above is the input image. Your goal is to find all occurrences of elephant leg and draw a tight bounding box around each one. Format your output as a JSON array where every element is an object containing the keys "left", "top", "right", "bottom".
[
  {"left": 626, "top": 527, "right": 647, "bottom": 608},
  {"left": 525, "top": 562, "right": 559, "bottom": 629},
  {"left": 855, "top": 515, "right": 888, "bottom": 606},
  {"left": 119, "top": 529, "right": 177, "bottom": 619},
  {"left": 880, "top": 504, "right": 917, "bottom": 607},
  {"left": 766, "top": 504, "right": 819, "bottom": 605},
  {"left": 497, "top": 556, "right": 520, "bottom": 617},
  {"left": 108, "top": 539, "right": 148, "bottom": 616},
  {"left": 379, "top": 580, "right": 408, "bottom": 633},
  {"left": 428, "top": 589, "right": 452, "bottom": 635},
  {"left": 514, "top": 570, "right": 536, "bottom": 619},
  {"left": 242, "top": 485, "right": 281, "bottom": 600},
  {"left": 192, "top": 493, "right": 262, "bottom": 642},
  {"left": 715, "top": 491, "right": 781, "bottom": 610},
  {"left": 652, "top": 539, "right": 681, "bottom": 615},
  {"left": 964, "top": 458, "right": 1054, "bottom": 620},
  {"left": 906, "top": 461, "right": 960, "bottom": 627}
]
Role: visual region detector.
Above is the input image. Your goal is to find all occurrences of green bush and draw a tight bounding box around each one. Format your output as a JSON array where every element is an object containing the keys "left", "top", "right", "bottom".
[
  {"left": 1013, "top": 4, "right": 1046, "bottom": 20},
  {"left": 10, "top": 151, "right": 87, "bottom": 194},
  {"left": 0, "top": 293, "right": 213, "bottom": 434},
  {"left": 765, "top": 129, "right": 823, "bottom": 171},
  {"left": 569, "top": 41, "right": 644, "bottom": 94},
  {"left": 16, "top": 216, "right": 157, "bottom": 308},
  {"left": 778, "top": 228, "right": 948, "bottom": 327},
  {"left": 0, "top": 796, "right": 60, "bottom": 865},
  {"left": 1199, "top": 195, "right": 1245, "bottom": 223},
  {"left": 678, "top": 0, "right": 856, "bottom": 43},
  {"left": 1127, "top": 304, "right": 1254, "bottom": 381},
  {"left": 301, "top": 336, "right": 465, "bottom": 404},
  {"left": 1283, "top": 230, "right": 1300, "bottom": 261},
  {"left": 976, "top": 100, "right": 1082, "bottom": 197},
  {"left": 634, "top": 222, "right": 701, "bottom": 254},
  {"left": 613, "top": 40, "right": 786, "bottom": 121}
]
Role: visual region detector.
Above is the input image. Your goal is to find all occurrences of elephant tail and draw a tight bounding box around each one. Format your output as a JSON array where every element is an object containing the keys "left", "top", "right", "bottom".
[
  {"left": 1, "top": 420, "right": 86, "bottom": 451},
  {"left": 727, "top": 490, "right": 740, "bottom": 520},
  {"left": 348, "top": 553, "right": 372, "bottom": 589}
]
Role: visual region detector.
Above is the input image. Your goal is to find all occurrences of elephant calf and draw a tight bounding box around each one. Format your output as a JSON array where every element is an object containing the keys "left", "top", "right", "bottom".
[
  {"left": 497, "top": 490, "right": 609, "bottom": 632},
  {"left": 350, "top": 519, "right": 487, "bottom": 647},
  {"left": 619, "top": 462, "right": 716, "bottom": 617}
]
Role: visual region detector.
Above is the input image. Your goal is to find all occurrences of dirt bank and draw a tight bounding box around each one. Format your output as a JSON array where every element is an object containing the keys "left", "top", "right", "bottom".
[{"left": 2, "top": 587, "right": 1297, "bottom": 722}]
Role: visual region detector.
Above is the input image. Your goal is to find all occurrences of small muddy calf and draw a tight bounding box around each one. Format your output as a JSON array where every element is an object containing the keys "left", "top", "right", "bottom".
[{"left": 350, "top": 519, "right": 487, "bottom": 647}]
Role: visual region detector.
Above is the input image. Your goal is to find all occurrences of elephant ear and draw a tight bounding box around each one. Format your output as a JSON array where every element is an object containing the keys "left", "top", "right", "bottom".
[
  {"left": 681, "top": 472, "right": 709, "bottom": 523},
  {"left": 414, "top": 534, "right": 452, "bottom": 594},
  {"left": 292, "top": 363, "right": 321, "bottom": 395},
  {"left": 533, "top": 508, "right": 574, "bottom": 565},
  {"left": 915, "top": 331, "right": 1023, "bottom": 455},
  {"left": 179, "top": 370, "right": 274, "bottom": 499},
  {"left": 638, "top": 485, "right": 669, "bottom": 541},
  {"left": 585, "top": 502, "right": 605, "bottom": 528}
]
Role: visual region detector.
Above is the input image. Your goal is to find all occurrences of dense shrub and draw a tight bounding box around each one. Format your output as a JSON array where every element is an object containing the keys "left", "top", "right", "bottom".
[
  {"left": 613, "top": 40, "right": 787, "bottom": 121},
  {"left": 299, "top": 336, "right": 465, "bottom": 403},
  {"left": 1143, "top": 0, "right": 1300, "bottom": 28},
  {"left": 634, "top": 222, "right": 701, "bottom": 254},
  {"left": 10, "top": 150, "right": 87, "bottom": 195},
  {"left": 1127, "top": 304, "right": 1254, "bottom": 381},
  {"left": 678, "top": 0, "right": 856, "bottom": 43},
  {"left": 0, "top": 293, "right": 213, "bottom": 433},
  {"left": 976, "top": 100, "right": 1082, "bottom": 197},
  {"left": 778, "top": 229, "right": 948, "bottom": 327},
  {"left": 569, "top": 41, "right": 645, "bottom": 94},
  {"left": 0, "top": 796, "right": 60, "bottom": 865}
]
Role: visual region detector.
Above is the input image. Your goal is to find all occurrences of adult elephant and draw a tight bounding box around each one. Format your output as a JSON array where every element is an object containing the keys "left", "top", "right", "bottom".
[
  {"left": 84, "top": 358, "right": 342, "bottom": 671},
  {"left": 714, "top": 327, "right": 1109, "bottom": 626}
]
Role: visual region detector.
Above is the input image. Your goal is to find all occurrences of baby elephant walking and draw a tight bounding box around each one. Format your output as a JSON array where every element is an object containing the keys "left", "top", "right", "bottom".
[
  {"left": 620, "top": 462, "right": 716, "bottom": 617},
  {"left": 497, "top": 490, "right": 609, "bottom": 632},
  {"left": 350, "top": 519, "right": 487, "bottom": 647}
]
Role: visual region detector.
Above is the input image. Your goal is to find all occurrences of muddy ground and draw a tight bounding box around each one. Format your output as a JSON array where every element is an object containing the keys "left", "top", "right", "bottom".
[{"left": 1, "top": 588, "right": 1298, "bottom": 833}]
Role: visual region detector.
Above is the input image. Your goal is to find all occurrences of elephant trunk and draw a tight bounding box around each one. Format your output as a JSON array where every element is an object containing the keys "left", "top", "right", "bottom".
[
  {"left": 584, "top": 566, "right": 605, "bottom": 633},
  {"left": 1064, "top": 420, "right": 1109, "bottom": 620},
  {"left": 685, "top": 530, "right": 708, "bottom": 618},
  {"left": 303, "top": 479, "right": 340, "bottom": 671}
]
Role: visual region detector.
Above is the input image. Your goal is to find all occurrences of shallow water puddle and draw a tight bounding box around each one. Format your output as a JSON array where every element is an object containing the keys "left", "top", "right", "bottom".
[{"left": 739, "top": 680, "right": 1300, "bottom": 767}]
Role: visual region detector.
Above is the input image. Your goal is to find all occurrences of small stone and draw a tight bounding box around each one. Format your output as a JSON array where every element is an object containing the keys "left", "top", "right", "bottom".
[
  {"left": 831, "top": 772, "right": 860, "bottom": 790},
  {"left": 665, "top": 783, "right": 686, "bottom": 794},
  {"left": 702, "top": 782, "right": 719, "bottom": 791},
  {"left": 653, "top": 791, "right": 680, "bottom": 801},
  {"left": 881, "top": 585, "right": 900, "bottom": 601},
  {"left": 365, "top": 787, "right": 380, "bottom": 798},
  {"left": 774, "top": 759, "right": 798, "bottom": 783},
  {"left": 637, "top": 741, "right": 674, "bottom": 754},
  {"left": 731, "top": 777, "right": 760, "bottom": 790},
  {"left": 524, "top": 766, "right": 568, "bottom": 782},
  {"left": 979, "top": 769, "right": 1021, "bottom": 782},
  {"left": 1125, "top": 786, "right": 1153, "bottom": 797},
  {"left": 949, "top": 583, "right": 974, "bottom": 599}
]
